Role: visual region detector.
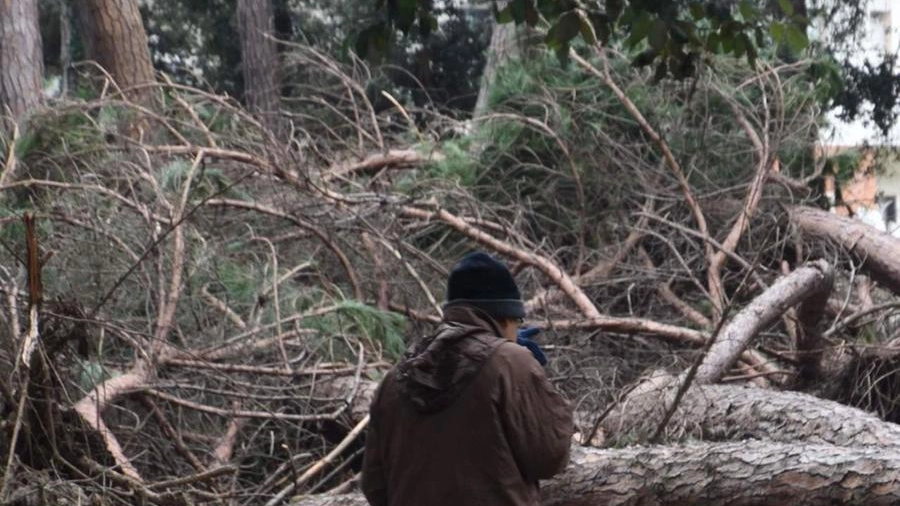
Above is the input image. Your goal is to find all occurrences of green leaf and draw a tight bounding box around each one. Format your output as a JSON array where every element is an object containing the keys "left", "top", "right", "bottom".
[
  {"left": 509, "top": 0, "right": 528, "bottom": 24},
  {"left": 627, "top": 11, "right": 652, "bottom": 47},
  {"left": 720, "top": 32, "right": 734, "bottom": 53},
  {"left": 778, "top": 0, "right": 795, "bottom": 16},
  {"left": 555, "top": 43, "right": 571, "bottom": 66},
  {"left": 733, "top": 33, "right": 746, "bottom": 57},
  {"left": 671, "top": 21, "right": 695, "bottom": 44},
  {"left": 397, "top": 0, "right": 417, "bottom": 33},
  {"left": 648, "top": 19, "right": 668, "bottom": 51},
  {"left": 769, "top": 22, "right": 786, "bottom": 44},
  {"left": 577, "top": 9, "right": 598, "bottom": 45},
  {"left": 545, "top": 24, "right": 562, "bottom": 50},
  {"left": 738, "top": 1, "right": 757, "bottom": 21},
  {"left": 495, "top": 5, "right": 514, "bottom": 23},
  {"left": 745, "top": 40, "right": 758, "bottom": 66},
  {"left": 689, "top": 2, "right": 704, "bottom": 20},
  {"left": 553, "top": 11, "right": 582, "bottom": 44},
  {"left": 785, "top": 23, "right": 808, "bottom": 52},
  {"left": 355, "top": 23, "right": 390, "bottom": 61},
  {"left": 705, "top": 32, "right": 720, "bottom": 52},
  {"left": 418, "top": 12, "right": 438, "bottom": 37}
]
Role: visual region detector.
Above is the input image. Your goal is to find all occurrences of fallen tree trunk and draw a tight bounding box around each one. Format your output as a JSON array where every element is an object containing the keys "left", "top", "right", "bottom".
[
  {"left": 601, "top": 378, "right": 900, "bottom": 447},
  {"left": 790, "top": 206, "right": 900, "bottom": 295},
  {"left": 290, "top": 441, "right": 900, "bottom": 506},
  {"left": 695, "top": 259, "right": 833, "bottom": 383},
  {"left": 298, "top": 372, "right": 900, "bottom": 506}
]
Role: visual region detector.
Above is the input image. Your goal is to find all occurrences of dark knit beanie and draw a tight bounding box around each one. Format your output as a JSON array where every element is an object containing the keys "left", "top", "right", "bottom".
[{"left": 444, "top": 252, "right": 525, "bottom": 319}]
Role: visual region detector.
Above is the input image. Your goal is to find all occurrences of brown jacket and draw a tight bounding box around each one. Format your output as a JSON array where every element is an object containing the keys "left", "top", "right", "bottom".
[{"left": 361, "top": 306, "right": 574, "bottom": 506}]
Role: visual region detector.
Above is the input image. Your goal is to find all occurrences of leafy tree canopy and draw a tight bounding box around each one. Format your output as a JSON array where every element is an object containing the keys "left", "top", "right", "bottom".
[{"left": 362, "top": 0, "right": 814, "bottom": 79}]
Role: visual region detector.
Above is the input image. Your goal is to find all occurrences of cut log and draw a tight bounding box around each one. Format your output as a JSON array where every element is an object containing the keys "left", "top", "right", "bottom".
[
  {"left": 790, "top": 206, "right": 900, "bottom": 295},
  {"left": 602, "top": 378, "right": 900, "bottom": 447},
  {"left": 289, "top": 441, "right": 900, "bottom": 506}
]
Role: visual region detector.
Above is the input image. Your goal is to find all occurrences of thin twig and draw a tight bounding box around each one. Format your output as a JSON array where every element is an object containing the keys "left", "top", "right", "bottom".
[
  {"left": 647, "top": 306, "right": 731, "bottom": 444},
  {"left": 400, "top": 205, "right": 601, "bottom": 319},
  {"left": 264, "top": 413, "right": 371, "bottom": 506},
  {"left": 144, "top": 389, "right": 350, "bottom": 421}
]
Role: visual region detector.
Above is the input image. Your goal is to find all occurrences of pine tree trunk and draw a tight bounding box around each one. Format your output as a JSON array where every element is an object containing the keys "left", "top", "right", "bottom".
[
  {"left": 290, "top": 442, "right": 900, "bottom": 506},
  {"left": 237, "top": 0, "right": 281, "bottom": 128},
  {"left": 0, "top": 0, "right": 43, "bottom": 121},
  {"left": 790, "top": 206, "right": 900, "bottom": 295},
  {"left": 77, "top": 0, "right": 154, "bottom": 101},
  {"left": 547, "top": 442, "right": 900, "bottom": 506},
  {"left": 695, "top": 259, "right": 832, "bottom": 384},
  {"left": 600, "top": 379, "right": 900, "bottom": 447},
  {"left": 60, "top": 0, "right": 73, "bottom": 96},
  {"left": 473, "top": 22, "right": 523, "bottom": 117}
]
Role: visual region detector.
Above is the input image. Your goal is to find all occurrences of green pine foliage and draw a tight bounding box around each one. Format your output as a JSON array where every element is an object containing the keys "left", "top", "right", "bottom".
[{"left": 304, "top": 299, "right": 407, "bottom": 361}]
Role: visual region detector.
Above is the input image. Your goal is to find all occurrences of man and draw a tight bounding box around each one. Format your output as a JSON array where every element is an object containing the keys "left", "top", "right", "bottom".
[{"left": 362, "top": 252, "right": 574, "bottom": 506}]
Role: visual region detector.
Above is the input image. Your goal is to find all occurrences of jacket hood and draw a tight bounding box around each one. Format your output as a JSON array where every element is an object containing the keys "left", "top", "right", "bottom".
[{"left": 396, "top": 306, "right": 506, "bottom": 413}]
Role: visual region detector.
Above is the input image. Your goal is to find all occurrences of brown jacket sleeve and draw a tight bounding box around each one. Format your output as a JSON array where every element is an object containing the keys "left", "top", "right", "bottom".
[
  {"left": 361, "top": 383, "right": 388, "bottom": 506},
  {"left": 496, "top": 343, "right": 574, "bottom": 481}
]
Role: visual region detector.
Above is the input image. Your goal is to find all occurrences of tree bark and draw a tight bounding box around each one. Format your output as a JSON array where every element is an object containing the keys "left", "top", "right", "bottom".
[
  {"left": 548, "top": 442, "right": 900, "bottom": 506},
  {"left": 290, "top": 442, "right": 900, "bottom": 506},
  {"left": 473, "top": 22, "right": 524, "bottom": 117},
  {"left": 695, "top": 259, "right": 833, "bottom": 384},
  {"left": 77, "top": 0, "right": 155, "bottom": 101},
  {"left": 794, "top": 263, "right": 832, "bottom": 383},
  {"left": 0, "top": 0, "right": 43, "bottom": 120},
  {"left": 601, "top": 379, "right": 900, "bottom": 447},
  {"left": 790, "top": 206, "right": 900, "bottom": 296},
  {"left": 299, "top": 374, "right": 900, "bottom": 505},
  {"left": 237, "top": 0, "right": 280, "bottom": 127}
]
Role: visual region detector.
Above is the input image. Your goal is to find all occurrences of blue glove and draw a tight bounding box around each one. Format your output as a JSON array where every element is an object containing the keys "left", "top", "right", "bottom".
[{"left": 516, "top": 326, "right": 548, "bottom": 366}]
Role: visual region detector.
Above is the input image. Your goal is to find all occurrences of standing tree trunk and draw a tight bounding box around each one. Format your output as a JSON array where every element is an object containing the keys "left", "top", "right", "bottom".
[
  {"left": 60, "top": 0, "right": 73, "bottom": 97},
  {"left": 473, "top": 22, "right": 525, "bottom": 117},
  {"left": 0, "top": 0, "right": 43, "bottom": 121},
  {"left": 77, "top": 0, "right": 155, "bottom": 101},
  {"left": 237, "top": 0, "right": 281, "bottom": 129}
]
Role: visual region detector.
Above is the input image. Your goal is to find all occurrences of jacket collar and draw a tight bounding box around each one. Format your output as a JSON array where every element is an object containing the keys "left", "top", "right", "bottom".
[{"left": 442, "top": 305, "right": 505, "bottom": 338}]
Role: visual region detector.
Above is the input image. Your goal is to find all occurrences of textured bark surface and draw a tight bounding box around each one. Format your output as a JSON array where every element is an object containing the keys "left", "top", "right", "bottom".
[
  {"left": 602, "top": 379, "right": 900, "bottom": 447},
  {"left": 290, "top": 442, "right": 900, "bottom": 506},
  {"left": 77, "top": 0, "right": 154, "bottom": 99},
  {"left": 794, "top": 265, "right": 832, "bottom": 382},
  {"left": 547, "top": 442, "right": 900, "bottom": 506},
  {"left": 315, "top": 376, "right": 377, "bottom": 424},
  {"left": 293, "top": 372, "right": 900, "bottom": 506},
  {"left": 695, "top": 260, "right": 832, "bottom": 383},
  {"left": 791, "top": 206, "right": 900, "bottom": 295},
  {"left": 473, "top": 22, "right": 522, "bottom": 117},
  {"left": 0, "top": 0, "right": 43, "bottom": 120},
  {"left": 237, "top": 0, "right": 280, "bottom": 121}
]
